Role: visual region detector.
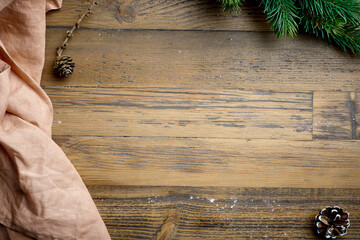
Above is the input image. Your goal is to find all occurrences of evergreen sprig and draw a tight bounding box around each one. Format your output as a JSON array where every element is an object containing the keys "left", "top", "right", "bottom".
[
  {"left": 218, "top": 0, "right": 245, "bottom": 13},
  {"left": 260, "top": 0, "right": 299, "bottom": 38},
  {"left": 218, "top": 0, "right": 360, "bottom": 54},
  {"left": 299, "top": 0, "right": 360, "bottom": 54}
]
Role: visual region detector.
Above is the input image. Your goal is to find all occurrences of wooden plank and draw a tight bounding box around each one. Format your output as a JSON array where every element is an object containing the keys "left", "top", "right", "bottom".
[
  {"left": 87, "top": 185, "right": 360, "bottom": 239},
  {"left": 46, "top": 87, "right": 312, "bottom": 139},
  {"left": 313, "top": 92, "right": 355, "bottom": 140},
  {"left": 42, "top": 28, "right": 360, "bottom": 91},
  {"left": 53, "top": 136, "right": 360, "bottom": 188},
  {"left": 355, "top": 92, "right": 359, "bottom": 139},
  {"left": 46, "top": 0, "right": 270, "bottom": 31}
]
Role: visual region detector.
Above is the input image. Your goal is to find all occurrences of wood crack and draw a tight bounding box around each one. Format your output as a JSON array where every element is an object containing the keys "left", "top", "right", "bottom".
[{"left": 349, "top": 92, "right": 357, "bottom": 139}]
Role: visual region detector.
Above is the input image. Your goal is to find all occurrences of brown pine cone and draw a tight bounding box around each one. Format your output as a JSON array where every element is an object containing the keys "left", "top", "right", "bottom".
[
  {"left": 54, "top": 55, "right": 75, "bottom": 77},
  {"left": 315, "top": 206, "right": 350, "bottom": 239}
]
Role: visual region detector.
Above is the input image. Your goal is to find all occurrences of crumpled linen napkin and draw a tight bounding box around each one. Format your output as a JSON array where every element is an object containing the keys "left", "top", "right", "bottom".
[{"left": 0, "top": 0, "right": 110, "bottom": 239}]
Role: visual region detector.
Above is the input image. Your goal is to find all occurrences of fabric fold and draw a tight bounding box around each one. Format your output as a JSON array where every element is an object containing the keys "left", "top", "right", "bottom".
[
  {"left": 0, "top": 0, "right": 110, "bottom": 239},
  {"left": 0, "top": 60, "right": 10, "bottom": 122}
]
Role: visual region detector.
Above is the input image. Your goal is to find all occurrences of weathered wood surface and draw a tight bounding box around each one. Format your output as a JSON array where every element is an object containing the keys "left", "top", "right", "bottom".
[
  {"left": 46, "top": 0, "right": 270, "bottom": 31},
  {"left": 46, "top": 87, "right": 313, "bottom": 139},
  {"left": 356, "top": 93, "right": 360, "bottom": 139},
  {"left": 313, "top": 92, "right": 359, "bottom": 140},
  {"left": 53, "top": 135, "right": 360, "bottom": 188},
  {"left": 43, "top": 28, "right": 360, "bottom": 91},
  {"left": 43, "top": 0, "right": 360, "bottom": 239},
  {"left": 89, "top": 185, "right": 360, "bottom": 239}
]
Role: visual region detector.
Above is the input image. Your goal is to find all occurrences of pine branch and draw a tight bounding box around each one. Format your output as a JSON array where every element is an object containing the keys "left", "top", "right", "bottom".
[
  {"left": 299, "top": 0, "right": 360, "bottom": 26},
  {"left": 217, "top": 0, "right": 360, "bottom": 54},
  {"left": 298, "top": 0, "right": 360, "bottom": 54},
  {"left": 218, "top": 0, "right": 244, "bottom": 13},
  {"left": 260, "top": 0, "right": 300, "bottom": 38},
  {"left": 56, "top": 1, "right": 98, "bottom": 57},
  {"left": 54, "top": 1, "right": 98, "bottom": 78}
]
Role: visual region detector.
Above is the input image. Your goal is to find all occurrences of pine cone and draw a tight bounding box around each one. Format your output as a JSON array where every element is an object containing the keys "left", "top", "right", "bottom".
[
  {"left": 54, "top": 55, "right": 75, "bottom": 77},
  {"left": 315, "top": 206, "right": 350, "bottom": 239}
]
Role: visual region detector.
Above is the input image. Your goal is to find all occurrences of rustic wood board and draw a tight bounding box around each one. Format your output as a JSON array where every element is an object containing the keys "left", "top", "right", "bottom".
[
  {"left": 53, "top": 135, "right": 360, "bottom": 188},
  {"left": 46, "top": 0, "right": 270, "bottom": 31},
  {"left": 88, "top": 185, "right": 360, "bottom": 239},
  {"left": 46, "top": 87, "right": 313, "bottom": 139},
  {"left": 43, "top": 0, "right": 360, "bottom": 239},
  {"left": 43, "top": 28, "right": 360, "bottom": 91},
  {"left": 313, "top": 92, "right": 358, "bottom": 140},
  {"left": 355, "top": 92, "right": 360, "bottom": 139}
]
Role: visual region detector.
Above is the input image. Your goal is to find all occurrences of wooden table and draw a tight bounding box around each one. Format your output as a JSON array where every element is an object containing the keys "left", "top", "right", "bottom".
[{"left": 43, "top": 1, "right": 360, "bottom": 239}]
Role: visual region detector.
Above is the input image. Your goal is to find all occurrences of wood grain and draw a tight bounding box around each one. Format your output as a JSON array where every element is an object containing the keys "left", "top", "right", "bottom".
[
  {"left": 313, "top": 92, "right": 355, "bottom": 140},
  {"left": 42, "top": 28, "right": 360, "bottom": 91},
  {"left": 46, "top": 87, "right": 312, "bottom": 139},
  {"left": 44, "top": 1, "right": 360, "bottom": 239},
  {"left": 354, "top": 92, "right": 359, "bottom": 139},
  {"left": 156, "top": 209, "right": 179, "bottom": 240},
  {"left": 46, "top": 0, "right": 270, "bottom": 31},
  {"left": 53, "top": 135, "right": 360, "bottom": 188},
  {"left": 88, "top": 185, "right": 360, "bottom": 239}
]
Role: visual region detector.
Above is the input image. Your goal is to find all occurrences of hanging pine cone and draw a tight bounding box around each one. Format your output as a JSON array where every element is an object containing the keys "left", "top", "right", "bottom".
[
  {"left": 54, "top": 55, "right": 75, "bottom": 77},
  {"left": 315, "top": 206, "right": 350, "bottom": 239}
]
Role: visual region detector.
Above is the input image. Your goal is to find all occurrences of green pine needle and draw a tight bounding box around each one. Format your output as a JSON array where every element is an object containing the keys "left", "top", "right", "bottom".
[
  {"left": 298, "top": 0, "right": 360, "bottom": 54},
  {"left": 299, "top": 0, "right": 360, "bottom": 26},
  {"left": 218, "top": 0, "right": 360, "bottom": 54},
  {"left": 218, "top": 0, "right": 244, "bottom": 13},
  {"left": 260, "top": 0, "right": 300, "bottom": 38}
]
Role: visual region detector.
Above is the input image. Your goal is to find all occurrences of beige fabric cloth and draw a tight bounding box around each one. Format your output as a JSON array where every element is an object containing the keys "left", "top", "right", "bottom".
[{"left": 0, "top": 0, "right": 110, "bottom": 239}]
